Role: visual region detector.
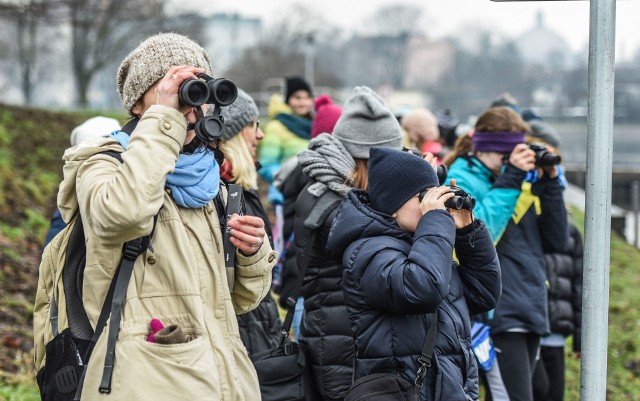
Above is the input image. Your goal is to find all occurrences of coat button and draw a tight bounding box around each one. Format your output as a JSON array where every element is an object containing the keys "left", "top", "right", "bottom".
[
  {"left": 268, "top": 253, "right": 276, "bottom": 263},
  {"left": 163, "top": 121, "right": 171, "bottom": 130},
  {"left": 147, "top": 254, "right": 157, "bottom": 264}
]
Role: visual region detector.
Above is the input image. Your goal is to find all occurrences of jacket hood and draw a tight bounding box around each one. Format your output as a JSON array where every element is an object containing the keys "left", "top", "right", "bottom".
[
  {"left": 57, "top": 137, "right": 125, "bottom": 223},
  {"left": 267, "top": 93, "right": 292, "bottom": 119},
  {"left": 327, "top": 189, "right": 410, "bottom": 257}
]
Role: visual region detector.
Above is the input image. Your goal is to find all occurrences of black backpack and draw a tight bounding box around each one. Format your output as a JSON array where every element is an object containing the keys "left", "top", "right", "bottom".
[{"left": 35, "top": 150, "right": 155, "bottom": 401}]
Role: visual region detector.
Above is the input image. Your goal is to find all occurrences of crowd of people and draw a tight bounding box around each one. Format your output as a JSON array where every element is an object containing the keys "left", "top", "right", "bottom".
[{"left": 36, "top": 32, "right": 583, "bottom": 401}]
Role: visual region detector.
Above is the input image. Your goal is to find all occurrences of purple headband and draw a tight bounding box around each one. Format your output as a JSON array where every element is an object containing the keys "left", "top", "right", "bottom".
[{"left": 472, "top": 131, "right": 526, "bottom": 153}]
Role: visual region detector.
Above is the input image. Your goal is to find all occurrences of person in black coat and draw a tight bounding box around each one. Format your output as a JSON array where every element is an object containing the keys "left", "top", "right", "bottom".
[
  {"left": 328, "top": 147, "right": 502, "bottom": 401},
  {"left": 216, "top": 89, "right": 282, "bottom": 357},
  {"left": 533, "top": 218, "right": 583, "bottom": 401},
  {"left": 295, "top": 86, "right": 404, "bottom": 400}
]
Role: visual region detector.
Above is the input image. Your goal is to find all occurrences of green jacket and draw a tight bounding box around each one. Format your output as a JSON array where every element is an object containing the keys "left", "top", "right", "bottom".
[
  {"left": 258, "top": 94, "right": 311, "bottom": 183},
  {"left": 34, "top": 105, "right": 276, "bottom": 401}
]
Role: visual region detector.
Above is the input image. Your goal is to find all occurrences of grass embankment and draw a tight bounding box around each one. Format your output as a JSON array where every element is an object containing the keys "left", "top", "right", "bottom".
[
  {"left": 0, "top": 104, "right": 126, "bottom": 401},
  {"left": 0, "top": 104, "right": 638, "bottom": 400}
]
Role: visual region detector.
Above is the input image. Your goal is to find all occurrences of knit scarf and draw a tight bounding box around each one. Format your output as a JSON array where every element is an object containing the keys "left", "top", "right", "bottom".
[
  {"left": 297, "top": 133, "right": 355, "bottom": 197},
  {"left": 274, "top": 113, "right": 312, "bottom": 139},
  {"left": 110, "top": 131, "right": 219, "bottom": 208}
]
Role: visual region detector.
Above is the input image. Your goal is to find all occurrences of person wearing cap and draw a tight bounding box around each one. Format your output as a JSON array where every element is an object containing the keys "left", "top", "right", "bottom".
[
  {"left": 293, "top": 86, "right": 405, "bottom": 399},
  {"left": 271, "top": 94, "right": 342, "bottom": 319},
  {"left": 213, "top": 89, "right": 282, "bottom": 361},
  {"left": 327, "top": 146, "right": 501, "bottom": 401},
  {"left": 41, "top": 33, "right": 276, "bottom": 401},
  {"left": 42, "top": 116, "right": 121, "bottom": 248},
  {"left": 258, "top": 76, "right": 313, "bottom": 205},
  {"left": 446, "top": 106, "right": 569, "bottom": 401}
]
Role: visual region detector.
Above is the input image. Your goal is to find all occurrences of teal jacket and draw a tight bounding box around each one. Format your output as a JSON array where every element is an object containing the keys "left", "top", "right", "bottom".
[{"left": 446, "top": 156, "right": 524, "bottom": 242}]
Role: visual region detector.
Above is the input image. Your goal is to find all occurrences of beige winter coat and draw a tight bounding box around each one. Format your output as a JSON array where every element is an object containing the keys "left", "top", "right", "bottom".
[{"left": 34, "top": 105, "right": 276, "bottom": 400}]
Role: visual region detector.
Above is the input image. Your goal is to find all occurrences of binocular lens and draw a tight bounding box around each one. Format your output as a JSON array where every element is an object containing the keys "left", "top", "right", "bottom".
[
  {"left": 445, "top": 196, "right": 464, "bottom": 210},
  {"left": 466, "top": 197, "right": 476, "bottom": 211},
  {"left": 538, "top": 153, "right": 562, "bottom": 167},
  {"left": 209, "top": 79, "right": 238, "bottom": 106},
  {"left": 180, "top": 79, "right": 210, "bottom": 107},
  {"left": 195, "top": 116, "right": 224, "bottom": 143}
]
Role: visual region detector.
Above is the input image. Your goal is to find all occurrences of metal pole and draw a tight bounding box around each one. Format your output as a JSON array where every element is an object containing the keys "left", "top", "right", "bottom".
[
  {"left": 304, "top": 34, "right": 315, "bottom": 87},
  {"left": 632, "top": 181, "right": 640, "bottom": 248},
  {"left": 580, "top": 0, "right": 616, "bottom": 400}
]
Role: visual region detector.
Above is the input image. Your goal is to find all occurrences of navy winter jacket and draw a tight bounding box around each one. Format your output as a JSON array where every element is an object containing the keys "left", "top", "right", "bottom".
[
  {"left": 327, "top": 190, "right": 501, "bottom": 401},
  {"left": 447, "top": 156, "right": 569, "bottom": 335}
]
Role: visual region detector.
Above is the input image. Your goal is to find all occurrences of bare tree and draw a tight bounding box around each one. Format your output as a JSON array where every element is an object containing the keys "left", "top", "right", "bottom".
[
  {"left": 66, "top": 0, "right": 166, "bottom": 107},
  {"left": 0, "top": 0, "right": 54, "bottom": 104},
  {"left": 363, "top": 4, "right": 423, "bottom": 37},
  {"left": 223, "top": 3, "right": 343, "bottom": 93}
]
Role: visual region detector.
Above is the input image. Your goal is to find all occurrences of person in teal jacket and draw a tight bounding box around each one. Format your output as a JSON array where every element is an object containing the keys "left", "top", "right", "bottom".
[
  {"left": 445, "top": 106, "right": 569, "bottom": 401},
  {"left": 258, "top": 77, "right": 313, "bottom": 205}
]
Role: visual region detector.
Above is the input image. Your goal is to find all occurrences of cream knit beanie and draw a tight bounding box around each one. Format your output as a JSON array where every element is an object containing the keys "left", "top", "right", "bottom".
[{"left": 116, "top": 32, "right": 213, "bottom": 114}]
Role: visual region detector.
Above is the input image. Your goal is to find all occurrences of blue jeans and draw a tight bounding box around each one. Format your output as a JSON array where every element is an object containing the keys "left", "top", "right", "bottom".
[{"left": 292, "top": 296, "right": 304, "bottom": 341}]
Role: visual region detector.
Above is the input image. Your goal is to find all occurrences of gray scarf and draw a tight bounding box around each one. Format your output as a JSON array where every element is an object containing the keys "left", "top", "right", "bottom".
[{"left": 298, "top": 134, "right": 356, "bottom": 197}]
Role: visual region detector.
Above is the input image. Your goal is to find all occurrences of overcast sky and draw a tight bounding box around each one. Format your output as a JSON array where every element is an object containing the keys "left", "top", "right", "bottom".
[{"left": 173, "top": 0, "right": 640, "bottom": 61}]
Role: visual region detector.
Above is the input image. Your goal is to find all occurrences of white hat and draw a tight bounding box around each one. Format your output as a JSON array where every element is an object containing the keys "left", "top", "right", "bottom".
[{"left": 70, "top": 116, "right": 121, "bottom": 146}]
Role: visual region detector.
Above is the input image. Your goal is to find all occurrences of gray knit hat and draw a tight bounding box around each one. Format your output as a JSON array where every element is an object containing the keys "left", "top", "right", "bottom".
[
  {"left": 332, "top": 86, "right": 403, "bottom": 159},
  {"left": 116, "top": 32, "right": 213, "bottom": 114},
  {"left": 214, "top": 89, "right": 259, "bottom": 141}
]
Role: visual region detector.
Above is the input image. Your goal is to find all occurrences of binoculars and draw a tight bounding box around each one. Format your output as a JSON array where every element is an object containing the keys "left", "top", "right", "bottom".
[
  {"left": 444, "top": 186, "right": 476, "bottom": 211},
  {"left": 420, "top": 164, "right": 476, "bottom": 211},
  {"left": 178, "top": 73, "right": 238, "bottom": 143}
]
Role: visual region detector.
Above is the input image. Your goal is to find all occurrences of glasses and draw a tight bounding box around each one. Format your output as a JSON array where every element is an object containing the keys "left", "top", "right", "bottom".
[{"left": 246, "top": 120, "right": 260, "bottom": 133}]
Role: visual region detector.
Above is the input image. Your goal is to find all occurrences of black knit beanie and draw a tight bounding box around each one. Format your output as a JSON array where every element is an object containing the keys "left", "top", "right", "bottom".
[
  {"left": 368, "top": 147, "right": 439, "bottom": 215},
  {"left": 285, "top": 76, "right": 312, "bottom": 104}
]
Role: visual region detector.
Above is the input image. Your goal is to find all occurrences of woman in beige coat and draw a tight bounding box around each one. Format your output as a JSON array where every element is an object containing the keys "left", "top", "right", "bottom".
[{"left": 35, "top": 33, "right": 276, "bottom": 400}]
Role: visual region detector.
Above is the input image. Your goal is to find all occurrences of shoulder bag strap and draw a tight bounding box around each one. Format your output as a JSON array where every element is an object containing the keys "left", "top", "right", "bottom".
[{"left": 414, "top": 309, "right": 439, "bottom": 388}]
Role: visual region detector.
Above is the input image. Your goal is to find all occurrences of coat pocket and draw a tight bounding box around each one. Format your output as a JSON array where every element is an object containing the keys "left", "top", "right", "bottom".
[{"left": 109, "top": 336, "right": 221, "bottom": 400}]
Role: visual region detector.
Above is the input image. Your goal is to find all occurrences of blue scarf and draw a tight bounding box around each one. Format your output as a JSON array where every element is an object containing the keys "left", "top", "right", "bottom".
[
  {"left": 111, "top": 131, "right": 219, "bottom": 208},
  {"left": 274, "top": 113, "right": 312, "bottom": 139}
]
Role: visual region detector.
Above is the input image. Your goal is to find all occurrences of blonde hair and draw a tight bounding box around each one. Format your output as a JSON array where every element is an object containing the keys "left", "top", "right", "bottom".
[{"left": 222, "top": 133, "right": 258, "bottom": 190}]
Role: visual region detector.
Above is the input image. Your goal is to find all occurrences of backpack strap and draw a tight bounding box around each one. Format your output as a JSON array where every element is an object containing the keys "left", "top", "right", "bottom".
[
  {"left": 292, "top": 189, "right": 343, "bottom": 300},
  {"left": 49, "top": 151, "right": 124, "bottom": 340},
  {"left": 98, "top": 236, "right": 148, "bottom": 393}
]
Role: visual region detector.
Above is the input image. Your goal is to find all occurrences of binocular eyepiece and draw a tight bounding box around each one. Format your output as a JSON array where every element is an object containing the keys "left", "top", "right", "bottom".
[
  {"left": 527, "top": 143, "right": 562, "bottom": 167},
  {"left": 178, "top": 74, "right": 238, "bottom": 143}
]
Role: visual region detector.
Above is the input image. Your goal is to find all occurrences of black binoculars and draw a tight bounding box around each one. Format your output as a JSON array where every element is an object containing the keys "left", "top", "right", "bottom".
[
  {"left": 418, "top": 185, "right": 476, "bottom": 211},
  {"left": 528, "top": 143, "right": 562, "bottom": 167},
  {"left": 444, "top": 186, "right": 476, "bottom": 211},
  {"left": 178, "top": 73, "right": 238, "bottom": 143}
]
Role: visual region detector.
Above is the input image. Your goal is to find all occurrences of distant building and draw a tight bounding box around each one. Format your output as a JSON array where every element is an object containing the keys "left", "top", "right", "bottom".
[
  {"left": 403, "top": 35, "right": 455, "bottom": 90},
  {"left": 514, "top": 11, "right": 574, "bottom": 69},
  {"left": 202, "top": 13, "right": 262, "bottom": 74}
]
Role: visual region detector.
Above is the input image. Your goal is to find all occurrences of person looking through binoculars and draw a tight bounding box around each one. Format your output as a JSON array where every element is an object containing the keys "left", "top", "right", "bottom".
[{"left": 47, "top": 33, "right": 276, "bottom": 401}]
